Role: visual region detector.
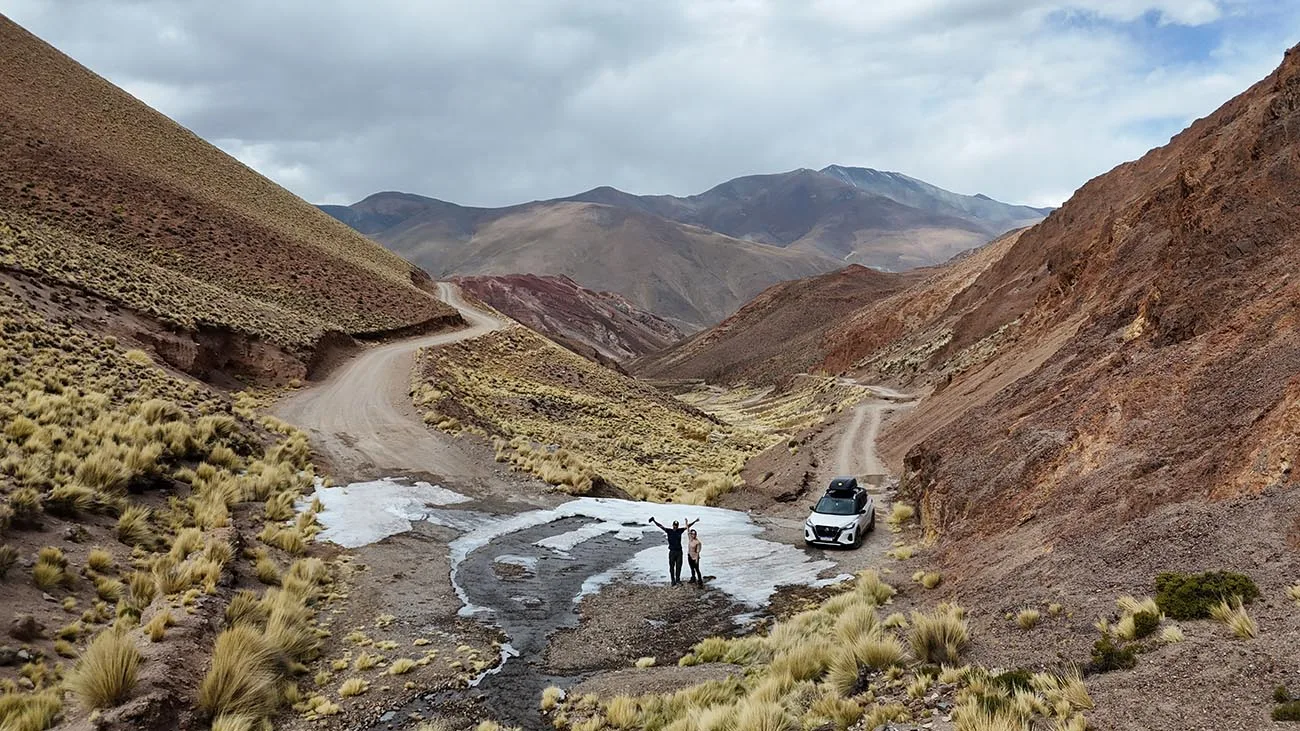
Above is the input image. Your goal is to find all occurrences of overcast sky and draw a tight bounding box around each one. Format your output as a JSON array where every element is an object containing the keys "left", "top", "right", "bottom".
[{"left": 5, "top": 1, "right": 1298, "bottom": 208}]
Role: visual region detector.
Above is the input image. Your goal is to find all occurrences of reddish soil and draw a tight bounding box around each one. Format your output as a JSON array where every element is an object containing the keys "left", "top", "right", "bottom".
[
  {"left": 634, "top": 265, "right": 922, "bottom": 384},
  {"left": 455, "top": 274, "right": 682, "bottom": 363}
]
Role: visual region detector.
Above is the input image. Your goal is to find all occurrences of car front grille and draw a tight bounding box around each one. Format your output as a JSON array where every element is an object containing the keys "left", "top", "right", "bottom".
[{"left": 814, "top": 525, "right": 842, "bottom": 539}]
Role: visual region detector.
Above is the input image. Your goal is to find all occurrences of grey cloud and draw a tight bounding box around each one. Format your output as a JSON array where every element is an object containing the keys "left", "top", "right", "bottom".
[{"left": 5, "top": 0, "right": 1297, "bottom": 208}]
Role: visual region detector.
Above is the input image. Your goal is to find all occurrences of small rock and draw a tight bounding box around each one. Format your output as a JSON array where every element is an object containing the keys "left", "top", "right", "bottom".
[
  {"left": 9, "top": 615, "right": 45, "bottom": 642},
  {"left": 379, "top": 711, "right": 396, "bottom": 722},
  {"left": 0, "top": 647, "right": 18, "bottom": 666},
  {"left": 17, "top": 677, "right": 34, "bottom": 690},
  {"left": 17, "top": 649, "right": 32, "bottom": 661},
  {"left": 42, "top": 593, "right": 56, "bottom": 603}
]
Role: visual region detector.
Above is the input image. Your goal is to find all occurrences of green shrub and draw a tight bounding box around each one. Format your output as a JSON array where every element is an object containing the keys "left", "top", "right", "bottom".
[
  {"left": 1131, "top": 610, "right": 1160, "bottom": 640},
  {"left": 1088, "top": 635, "right": 1136, "bottom": 673},
  {"left": 1275, "top": 685, "right": 1292, "bottom": 704},
  {"left": 1274, "top": 701, "right": 1300, "bottom": 722},
  {"left": 992, "top": 669, "right": 1034, "bottom": 693},
  {"left": 1155, "top": 571, "right": 1259, "bottom": 620}
]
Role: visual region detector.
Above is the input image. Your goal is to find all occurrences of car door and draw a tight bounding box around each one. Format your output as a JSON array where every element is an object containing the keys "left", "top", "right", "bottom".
[{"left": 854, "top": 492, "right": 868, "bottom": 532}]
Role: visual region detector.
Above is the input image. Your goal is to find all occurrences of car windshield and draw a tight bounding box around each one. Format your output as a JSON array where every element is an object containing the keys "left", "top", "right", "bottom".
[{"left": 814, "top": 496, "right": 857, "bottom": 516}]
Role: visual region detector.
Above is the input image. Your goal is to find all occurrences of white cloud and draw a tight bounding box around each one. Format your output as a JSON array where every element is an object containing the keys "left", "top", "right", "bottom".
[{"left": 3, "top": 0, "right": 1296, "bottom": 207}]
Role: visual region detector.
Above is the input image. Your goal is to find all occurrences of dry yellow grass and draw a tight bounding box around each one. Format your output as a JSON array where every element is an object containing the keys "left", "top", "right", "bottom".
[
  {"left": 1016, "top": 608, "right": 1041, "bottom": 630},
  {"left": 414, "top": 327, "right": 769, "bottom": 502},
  {"left": 1210, "top": 597, "right": 1258, "bottom": 639},
  {"left": 338, "top": 678, "right": 370, "bottom": 697},
  {"left": 199, "top": 626, "right": 280, "bottom": 718},
  {"left": 66, "top": 628, "right": 141, "bottom": 709}
]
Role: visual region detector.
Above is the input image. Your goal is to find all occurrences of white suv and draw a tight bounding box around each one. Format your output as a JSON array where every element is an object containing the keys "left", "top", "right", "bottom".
[{"left": 804, "top": 476, "right": 875, "bottom": 548}]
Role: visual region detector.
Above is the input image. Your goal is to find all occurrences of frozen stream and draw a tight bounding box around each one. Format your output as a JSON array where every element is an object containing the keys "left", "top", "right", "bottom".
[{"left": 304, "top": 478, "right": 849, "bottom": 728}]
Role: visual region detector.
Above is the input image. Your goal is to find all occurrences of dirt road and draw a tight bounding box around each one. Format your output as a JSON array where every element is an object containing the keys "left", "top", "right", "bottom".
[
  {"left": 277, "top": 283, "right": 506, "bottom": 483},
  {"left": 830, "top": 387, "right": 916, "bottom": 481}
]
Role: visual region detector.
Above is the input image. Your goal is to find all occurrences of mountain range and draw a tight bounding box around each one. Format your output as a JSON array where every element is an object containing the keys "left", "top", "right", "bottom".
[{"left": 321, "top": 167, "right": 1050, "bottom": 327}]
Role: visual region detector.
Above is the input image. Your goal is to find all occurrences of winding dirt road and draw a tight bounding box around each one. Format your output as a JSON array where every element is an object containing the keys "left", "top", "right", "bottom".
[{"left": 277, "top": 283, "right": 506, "bottom": 482}]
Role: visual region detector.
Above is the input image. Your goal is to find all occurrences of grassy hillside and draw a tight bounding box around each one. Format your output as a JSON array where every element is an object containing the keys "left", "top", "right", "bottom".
[
  {"left": 412, "top": 327, "right": 774, "bottom": 502},
  {"left": 0, "top": 16, "right": 458, "bottom": 364},
  {"left": 0, "top": 15, "right": 467, "bottom": 730},
  {"left": 0, "top": 280, "right": 343, "bottom": 730}
]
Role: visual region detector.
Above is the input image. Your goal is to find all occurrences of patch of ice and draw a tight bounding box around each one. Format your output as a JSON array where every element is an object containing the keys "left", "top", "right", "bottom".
[
  {"left": 303, "top": 477, "right": 470, "bottom": 548},
  {"left": 450, "top": 497, "right": 844, "bottom": 608},
  {"left": 534, "top": 521, "right": 625, "bottom": 554},
  {"left": 469, "top": 642, "right": 519, "bottom": 688}
]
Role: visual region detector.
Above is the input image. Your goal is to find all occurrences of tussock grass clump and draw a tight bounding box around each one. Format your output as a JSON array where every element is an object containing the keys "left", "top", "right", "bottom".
[
  {"left": 0, "top": 544, "right": 19, "bottom": 579},
  {"left": 354, "top": 652, "right": 382, "bottom": 671},
  {"left": 856, "top": 634, "right": 906, "bottom": 670},
  {"left": 1159, "top": 624, "right": 1185, "bottom": 643},
  {"left": 540, "top": 686, "right": 565, "bottom": 711},
  {"left": 86, "top": 547, "right": 115, "bottom": 573},
  {"left": 861, "top": 703, "right": 910, "bottom": 728},
  {"left": 1209, "top": 597, "right": 1257, "bottom": 639},
  {"left": 7, "top": 487, "right": 44, "bottom": 529},
  {"left": 258, "top": 524, "right": 308, "bottom": 556},
  {"left": 128, "top": 570, "right": 156, "bottom": 608},
  {"left": 389, "top": 658, "right": 417, "bottom": 675},
  {"left": 0, "top": 689, "right": 63, "bottom": 731},
  {"left": 634, "top": 656, "right": 656, "bottom": 669},
  {"left": 855, "top": 569, "right": 896, "bottom": 605},
  {"left": 44, "top": 483, "right": 96, "bottom": 517},
  {"left": 151, "top": 556, "right": 190, "bottom": 595},
  {"left": 115, "top": 506, "right": 153, "bottom": 547},
  {"left": 94, "top": 576, "right": 125, "bottom": 602},
  {"left": 1016, "top": 608, "right": 1041, "bottom": 630},
  {"left": 226, "top": 589, "right": 268, "bottom": 628},
  {"left": 145, "top": 610, "right": 174, "bottom": 642},
  {"left": 199, "top": 625, "right": 280, "bottom": 719},
  {"left": 733, "top": 700, "right": 794, "bottom": 731},
  {"left": 885, "top": 502, "right": 915, "bottom": 529},
  {"left": 255, "top": 556, "right": 282, "bottom": 586},
  {"left": 67, "top": 628, "right": 141, "bottom": 709},
  {"left": 605, "top": 695, "right": 638, "bottom": 728},
  {"left": 909, "top": 605, "right": 969, "bottom": 664},
  {"left": 886, "top": 544, "right": 915, "bottom": 560},
  {"left": 32, "top": 560, "right": 65, "bottom": 591},
  {"left": 338, "top": 678, "right": 369, "bottom": 697}
]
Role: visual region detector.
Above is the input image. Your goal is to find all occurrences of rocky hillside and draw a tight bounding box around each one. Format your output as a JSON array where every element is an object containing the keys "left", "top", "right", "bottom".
[
  {"left": 454, "top": 274, "right": 681, "bottom": 363},
  {"left": 634, "top": 264, "right": 921, "bottom": 384},
  {"left": 657, "top": 44, "right": 1300, "bottom": 729},
  {"left": 0, "top": 15, "right": 460, "bottom": 382},
  {"left": 322, "top": 168, "right": 1046, "bottom": 326}
]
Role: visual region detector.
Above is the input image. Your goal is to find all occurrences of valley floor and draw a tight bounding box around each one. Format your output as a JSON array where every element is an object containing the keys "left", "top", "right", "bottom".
[{"left": 272, "top": 287, "right": 900, "bottom": 730}]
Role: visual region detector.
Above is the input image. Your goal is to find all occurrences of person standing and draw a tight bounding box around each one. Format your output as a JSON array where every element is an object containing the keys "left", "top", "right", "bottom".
[
  {"left": 649, "top": 517, "right": 697, "bottom": 585},
  {"left": 687, "top": 529, "right": 703, "bottom": 587}
]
